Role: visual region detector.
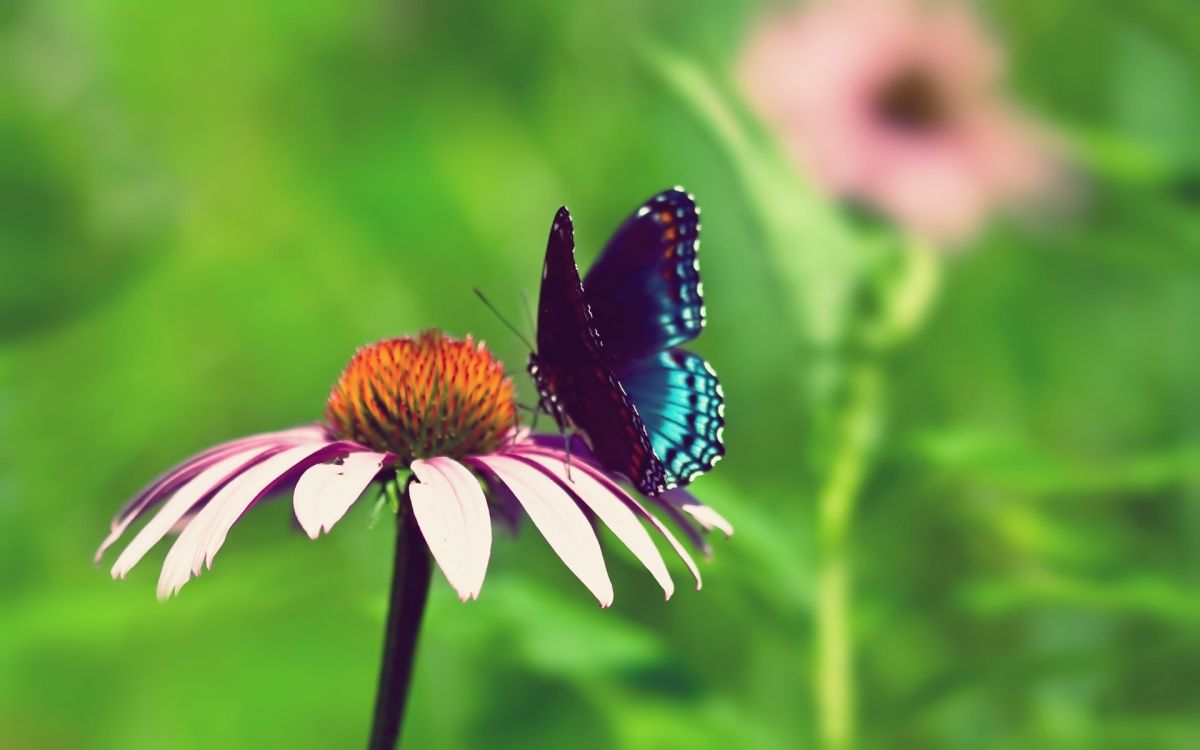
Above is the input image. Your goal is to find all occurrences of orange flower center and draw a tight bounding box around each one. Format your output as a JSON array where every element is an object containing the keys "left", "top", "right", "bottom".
[{"left": 325, "top": 330, "right": 516, "bottom": 462}]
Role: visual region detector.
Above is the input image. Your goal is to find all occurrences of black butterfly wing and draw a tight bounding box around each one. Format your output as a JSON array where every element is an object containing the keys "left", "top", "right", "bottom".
[
  {"left": 534, "top": 208, "right": 593, "bottom": 368},
  {"left": 612, "top": 349, "right": 725, "bottom": 488},
  {"left": 583, "top": 187, "right": 705, "bottom": 362},
  {"left": 534, "top": 207, "right": 670, "bottom": 495}
]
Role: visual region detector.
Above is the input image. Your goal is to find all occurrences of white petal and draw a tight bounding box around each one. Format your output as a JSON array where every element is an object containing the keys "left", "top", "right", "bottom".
[
  {"left": 97, "top": 424, "right": 330, "bottom": 561},
  {"left": 516, "top": 453, "right": 674, "bottom": 600},
  {"left": 294, "top": 451, "right": 391, "bottom": 538},
  {"left": 156, "top": 443, "right": 334, "bottom": 598},
  {"left": 513, "top": 445, "right": 703, "bottom": 590},
  {"left": 472, "top": 455, "right": 613, "bottom": 606},
  {"left": 409, "top": 458, "right": 492, "bottom": 600},
  {"left": 111, "top": 447, "right": 272, "bottom": 579},
  {"left": 680, "top": 504, "right": 734, "bottom": 537}
]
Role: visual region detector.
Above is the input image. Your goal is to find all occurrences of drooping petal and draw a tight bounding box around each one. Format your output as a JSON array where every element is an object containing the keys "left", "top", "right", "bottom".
[
  {"left": 527, "top": 442, "right": 715, "bottom": 557},
  {"left": 293, "top": 451, "right": 393, "bottom": 539},
  {"left": 680, "top": 505, "right": 734, "bottom": 538},
  {"left": 481, "top": 469, "right": 524, "bottom": 534},
  {"left": 512, "top": 452, "right": 675, "bottom": 600},
  {"left": 662, "top": 488, "right": 735, "bottom": 537},
  {"left": 512, "top": 444, "right": 703, "bottom": 590},
  {"left": 470, "top": 454, "right": 614, "bottom": 606},
  {"left": 97, "top": 424, "right": 334, "bottom": 561},
  {"left": 110, "top": 447, "right": 276, "bottom": 578},
  {"left": 97, "top": 443, "right": 247, "bottom": 561},
  {"left": 408, "top": 457, "right": 493, "bottom": 601},
  {"left": 650, "top": 501, "right": 714, "bottom": 558},
  {"left": 156, "top": 442, "right": 346, "bottom": 598},
  {"left": 626, "top": 500, "right": 703, "bottom": 591},
  {"left": 200, "top": 444, "right": 350, "bottom": 568}
]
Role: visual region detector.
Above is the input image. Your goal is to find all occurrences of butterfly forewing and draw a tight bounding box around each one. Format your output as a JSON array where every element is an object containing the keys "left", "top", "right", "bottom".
[
  {"left": 534, "top": 208, "right": 592, "bottom": 364},
  {"left": 584, "top": 188, "right": 705, "bottom": 362}
]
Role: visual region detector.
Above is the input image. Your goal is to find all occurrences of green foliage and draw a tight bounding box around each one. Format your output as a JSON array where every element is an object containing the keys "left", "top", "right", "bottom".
[{"left": 1, "top": 1, "right": 1197, "bottom": 748}]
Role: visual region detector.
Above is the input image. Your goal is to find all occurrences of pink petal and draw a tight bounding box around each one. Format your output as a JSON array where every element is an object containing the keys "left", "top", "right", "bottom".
[
  {"left": 513, "top": 453, "right": 675, "bottom": 600},
  {"left": 628, "top": 503, "right": 702, "bottom": 591},
  {"left": 97, "top": 443, "right": 247, "bottom": 561},
  {"left": 471, "top": 454, "right": 614, "bottom": 606},
  {"left": 98, "top": 424, "right": 334, "bottom": 560},
  {"left": 512, "top": 445, "right": 703, "bottom": 590},
  {"left": 408, "top": 457, "right": 493, "bottom": 601},
  {"left": 681, "top": 504, "right": 734, "bottom": 538},
  {"left": 110, "top": 447, "right": 274, "bottom": 579},
  {"left": 156, "top": 442, "right": 340, "bottom": 598},
  {"left": 662, "top": 488, "right": 735, "bottom": 538},
  {"left": 654, "top": 502, "right": 714, "bottom": 559},
  {"left": 293, "top": 451, "right": 393, "bottom": 539}
]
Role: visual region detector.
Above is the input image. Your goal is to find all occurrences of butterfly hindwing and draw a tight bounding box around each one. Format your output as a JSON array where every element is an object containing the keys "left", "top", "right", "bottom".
[
  {"left": 548, "top": 360, "right": 668, "bottom": 496},
  {"left": 613, "top": 349, "right": 725, "bottom": 488},
  {"left": 584, "top": 188, "right": 705, "bottom": 362}
]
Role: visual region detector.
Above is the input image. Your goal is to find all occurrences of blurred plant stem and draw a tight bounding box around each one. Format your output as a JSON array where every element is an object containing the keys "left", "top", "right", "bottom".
[
  {"left": 814, "top": 365, "right": 882, "bottom": 750},
  {"left": 812, "top": 242, "right": 939, "bottom": 750},
  {"left": 812, "top": 240, "right": 939, "bottom": 750},
  {"left": 369, "top": 478, "right": 432, "bottom": 750},
  {"left": 643, "top": 43, "right": 942, "bottom": 750}
]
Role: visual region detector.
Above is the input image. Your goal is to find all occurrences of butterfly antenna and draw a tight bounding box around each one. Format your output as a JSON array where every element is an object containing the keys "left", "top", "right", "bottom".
[
  {"left": 520, "top": 290, "right": 537, "bottom": 343},
  {"left": 474, "top": 288, "right": 535, "bottom": 352}
]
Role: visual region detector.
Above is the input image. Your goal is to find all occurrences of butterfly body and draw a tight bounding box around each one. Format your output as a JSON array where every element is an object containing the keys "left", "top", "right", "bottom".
[{"left": 530, "top": 189, "right": 725, "bottom": 496}]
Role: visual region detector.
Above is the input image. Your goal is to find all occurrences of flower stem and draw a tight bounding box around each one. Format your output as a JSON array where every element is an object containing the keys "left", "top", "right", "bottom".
[
  {"left": 368, "top": 488, "right": 432, "bottom": 750},
  {"left": 815, "top": 366, "right": 881, "bottom": 750}
]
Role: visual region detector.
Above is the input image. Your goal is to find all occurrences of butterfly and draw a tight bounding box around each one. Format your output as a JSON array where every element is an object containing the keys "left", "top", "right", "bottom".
[{"left": 528, "top": 187, "right": 725, "bottom": 496}]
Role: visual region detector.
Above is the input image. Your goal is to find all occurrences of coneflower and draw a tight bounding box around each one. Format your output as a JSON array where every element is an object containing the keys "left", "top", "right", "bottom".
[{"left": 97, "top": 329, "right": 729, "bottom": 748}]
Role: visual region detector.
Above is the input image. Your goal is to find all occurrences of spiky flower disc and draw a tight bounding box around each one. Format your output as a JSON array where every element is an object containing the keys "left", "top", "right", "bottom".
[{"left": 325, "top": 330, "right": 516, "bottom": 462}]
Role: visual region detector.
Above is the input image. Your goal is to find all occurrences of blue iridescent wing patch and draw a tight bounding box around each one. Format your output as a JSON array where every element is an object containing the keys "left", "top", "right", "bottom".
[
  {"left": 612, "top": 349, "right": 725, "bottom": 487},
  {"left": 584, "top": 188, "right": 704, "bottom": 362}
]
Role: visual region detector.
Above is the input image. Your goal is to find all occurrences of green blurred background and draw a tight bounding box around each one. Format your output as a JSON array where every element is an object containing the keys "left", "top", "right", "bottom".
[{"left": 2, "top": 1, "right": 1199, "bottom": 748}]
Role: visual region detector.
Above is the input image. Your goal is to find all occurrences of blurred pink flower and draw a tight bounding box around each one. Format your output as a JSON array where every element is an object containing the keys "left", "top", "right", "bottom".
[
  {"left": 739, "top": 0, "right": 1063, "bottom": 245},
  {"left": 97, "top": 331, "right": 729, "bottom": 604}
]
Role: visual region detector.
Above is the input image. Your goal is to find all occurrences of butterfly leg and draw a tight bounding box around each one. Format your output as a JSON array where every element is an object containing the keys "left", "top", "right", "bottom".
[
  {"left": 563, "top": 431, "right": 574, "bottom": 482},
  {"left": 517, "top": 402, "right": 541, "bottom": 433},
  {"left": 508, "top": 409, "right": 520, "bottom": 447}
]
